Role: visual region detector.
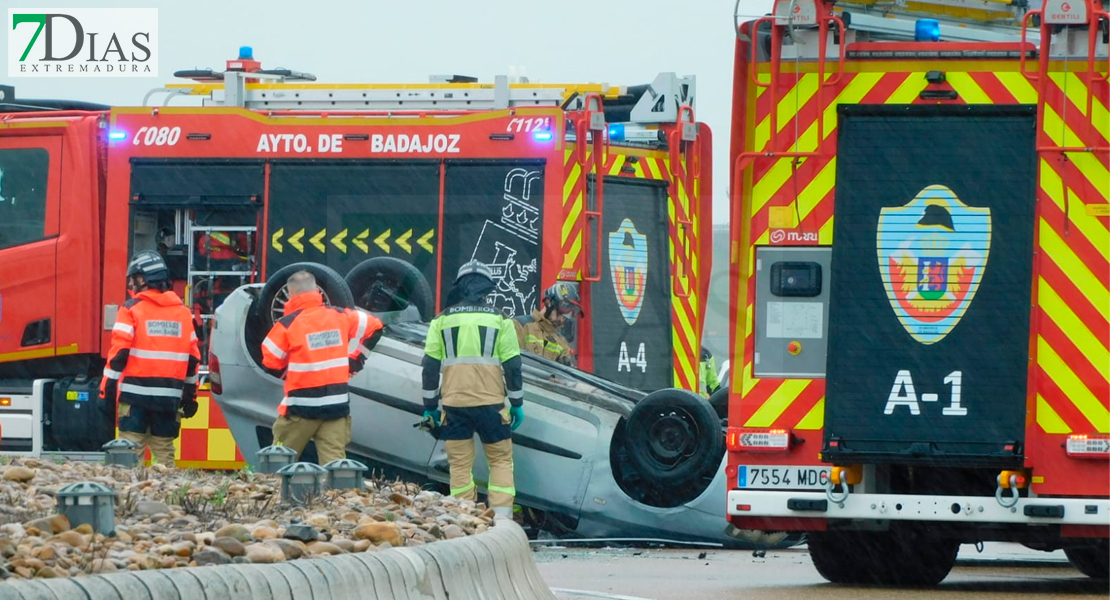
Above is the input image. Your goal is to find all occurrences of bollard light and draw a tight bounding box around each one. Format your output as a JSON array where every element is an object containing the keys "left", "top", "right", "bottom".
[
  {"left": 324, "top": 458, "right": 368, "bottom": 491},
  {"left": 276, "top": 462, "right": 327, "bottom": 505},
  {"left": 102, "top": 438, "right": 141, "bottom": 467},
  {"left": 56, "top": 482, "right": 116, "bottom": 535},
  {"left": 257, "top": 444, "right": 298, "bottom": 474}
]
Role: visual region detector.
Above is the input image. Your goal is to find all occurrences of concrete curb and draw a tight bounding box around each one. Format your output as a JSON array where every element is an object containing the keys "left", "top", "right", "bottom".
[{"left": 0, "top": 518, "right": 557, "bottom": 600}]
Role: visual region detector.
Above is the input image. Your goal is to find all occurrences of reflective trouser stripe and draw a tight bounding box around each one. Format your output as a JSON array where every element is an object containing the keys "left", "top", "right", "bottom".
[
  {"left": 487, "top": 485, "right": 516, "bottom": 496},
  {"left": 451, "top": 479, "right": 476, "bottom": 497}
]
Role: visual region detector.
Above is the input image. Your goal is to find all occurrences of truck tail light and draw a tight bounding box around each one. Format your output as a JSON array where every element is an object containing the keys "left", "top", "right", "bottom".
[
  {"left": 0, "top": 398, "right": 10, "bottom": 407},
  {"left": 726, "top": 427, "right": 792, "bottom": 452},
  {"left": 1065, "top": 434, "right": 1110, "bottom": 459},
  {"left": 208, "top": 354, "right": 223, "bottom": 396}
]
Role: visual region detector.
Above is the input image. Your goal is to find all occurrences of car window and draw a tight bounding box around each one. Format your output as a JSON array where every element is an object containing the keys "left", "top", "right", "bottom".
[{"left": 0, "top": 148, "right": 50, "bottom": 250}]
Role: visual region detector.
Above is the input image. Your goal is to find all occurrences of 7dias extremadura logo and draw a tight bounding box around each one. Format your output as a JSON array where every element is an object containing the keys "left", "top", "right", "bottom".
[{"left": 9, "top": 9, "right": 158, "bottom": 78}]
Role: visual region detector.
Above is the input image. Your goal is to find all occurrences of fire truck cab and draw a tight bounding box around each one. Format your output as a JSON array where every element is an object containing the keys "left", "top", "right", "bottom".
[
  {"left": 727, "top": 0, "right": 1108, "bottom": 585},
  {"left": 0, "top": 50, "right": 713, "bottom": 467}
]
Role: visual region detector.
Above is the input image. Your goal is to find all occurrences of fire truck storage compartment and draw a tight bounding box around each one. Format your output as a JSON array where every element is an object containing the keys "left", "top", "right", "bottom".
[
  {"left": 753, "top": 246, "right": 831, "bottom": 379},
  {"left": 267, "top": 161, "right": 442, "bottom": 302},
  {"left": 823, "top": 105, "right": 1037, "bottom": 466},
  {"left": 46, "top": 378, "right": 114, "bottom": 452},
  {"left": 588, "top": 176, "right": 672, "bottom": 392},
  {"left": 441, "top": 160, "right": 545, "bottom": 320},
  {"left": 129, "top": 160, "right": 265, "bottom": 207}
]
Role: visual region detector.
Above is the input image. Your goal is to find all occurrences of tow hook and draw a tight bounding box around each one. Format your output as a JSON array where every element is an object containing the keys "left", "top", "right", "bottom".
[
  {"left": 825, "top": 464, "right": 861, "bottom": 507},
  {"left": 995, "top": 470, "right": 1028, "bottom": 510}
]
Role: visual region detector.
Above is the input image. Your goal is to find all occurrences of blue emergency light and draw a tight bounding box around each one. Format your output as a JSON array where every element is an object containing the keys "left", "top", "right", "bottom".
[
  {"left": 239, "top": 46, "right": 254, "bottom": 60},
  {"left": 533, "top": 130, "right": 554, "bottom": 142},
  {"left": 107, "top": 130, "right": 127, "bottom": 141},
  {"left": 915, "top": 19, "right": 940, "bottom": 42},
  {"left": 608, "top": 123, "right": 625, "bottom": 142}
]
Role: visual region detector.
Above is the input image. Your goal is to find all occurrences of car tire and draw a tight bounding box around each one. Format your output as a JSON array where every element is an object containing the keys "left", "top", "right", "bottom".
[
  {"left": 624, "top": 389, "right": 724, "bottom": 488},
  {"left": 256, "top": 262, "right": 355, "bottom": 331},
  {"left": 345, "top": 257, "right": 434, "bottom": 321}
]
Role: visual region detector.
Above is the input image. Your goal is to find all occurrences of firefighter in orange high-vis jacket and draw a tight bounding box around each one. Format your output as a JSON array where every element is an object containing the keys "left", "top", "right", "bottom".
[
  {"left": 260, "top": 270, "right": 384, "bottom": 465},
  {"left": 100, "top": 250, "right": 201, "bottom": 468}
]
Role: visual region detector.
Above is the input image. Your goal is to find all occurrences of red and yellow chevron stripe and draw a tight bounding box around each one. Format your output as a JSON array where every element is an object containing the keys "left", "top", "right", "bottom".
[
  {"left": 562, "top": 144, "right": 705, "bottom": 392},
  {"left": 734, "top": 62, "right": 1109, "bottom": 489}
]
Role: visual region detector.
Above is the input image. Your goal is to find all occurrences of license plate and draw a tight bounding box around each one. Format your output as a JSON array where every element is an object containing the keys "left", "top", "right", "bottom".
[{"left": 738, "top": 465, "right": 831, "bottom": 490}]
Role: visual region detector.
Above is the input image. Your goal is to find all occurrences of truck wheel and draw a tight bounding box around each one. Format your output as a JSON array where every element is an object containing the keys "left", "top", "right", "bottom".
[
  {"left": 624, "top": 389, "right": 724, "bottom": 488},
  {"left": 1066, "top": 541, "right": 1109, "bottom": 579},
  {"left": 257, "top": 262, "right": 354, "bottom": 331},
  {"left": 345, "top": 257, "right": 434, "bottom": 321},
  {"left": 809, "top": 531, "right": 957, "bottom": 586}
]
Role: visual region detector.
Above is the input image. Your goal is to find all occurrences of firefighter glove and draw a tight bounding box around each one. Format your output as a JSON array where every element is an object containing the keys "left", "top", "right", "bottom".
[
  {"left": 422, "top": 409, "right": 440, "bottom": 425},
  {"left": 181, "top": 398, "right": 199, "bottom": 420},
  {"left": 349, "top": 353, "right": 367, "bottom": 375},
  {"left": 100, "top": 380, "right": 118, "bottom": 403},
  {"left": 509, "top": 406, "right": 524, "bottom": 431}
]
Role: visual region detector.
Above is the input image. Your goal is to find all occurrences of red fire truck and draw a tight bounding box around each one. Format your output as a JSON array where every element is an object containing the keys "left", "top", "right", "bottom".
[
  {"left": 0, "top": 50, "right": 712, "bottom": 468},
  {"left": 725, "top": 0, "right": 1108, "bottom": 584}
]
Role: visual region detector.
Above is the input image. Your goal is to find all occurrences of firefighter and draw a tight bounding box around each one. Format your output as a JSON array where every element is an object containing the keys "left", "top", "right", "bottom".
[
  {"left": 99, "top": 250, "right": 201, "bottom": 468},
  {"left": 514, "top": 282, "right": 583, "bottom": 367},
  {"left": 260, "top": 270, "right": 384, "bottom": 465},
  {"left": 699, "top": 346, "right": 721, "bottom": 398},
  {"left": 422, "top": 260, "right": 524, "bottom": 518},
  {"left": 195, "top": 230, "right": 251, "bottom": 272}
]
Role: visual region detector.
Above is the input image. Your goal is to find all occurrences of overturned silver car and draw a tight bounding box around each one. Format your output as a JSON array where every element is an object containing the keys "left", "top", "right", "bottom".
[{"left": 210, "top": 261, "right": 793, "bottom": 549}]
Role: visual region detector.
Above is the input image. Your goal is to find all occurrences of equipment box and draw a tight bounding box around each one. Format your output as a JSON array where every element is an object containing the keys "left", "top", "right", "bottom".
[{"left": 46, "top": 378, "right": 115, "bottom": 452}]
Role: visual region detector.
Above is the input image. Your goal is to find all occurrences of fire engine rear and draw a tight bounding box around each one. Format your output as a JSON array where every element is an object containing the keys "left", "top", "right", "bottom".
[
  {"left": 0, "top": 49, "right": 713, "bottom": 467},
  {"left": 726, "top": 0, "right": 1108, "bottom": 584}
]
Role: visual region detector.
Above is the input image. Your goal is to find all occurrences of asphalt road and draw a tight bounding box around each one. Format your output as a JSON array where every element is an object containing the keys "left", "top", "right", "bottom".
[{"left": 536, "top": 543, "right": 1108, "bottom": 600}]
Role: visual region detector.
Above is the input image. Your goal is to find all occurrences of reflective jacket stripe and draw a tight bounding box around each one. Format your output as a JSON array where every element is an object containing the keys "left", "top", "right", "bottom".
[
  {"left": 119, "top": 383, "right": 183, "bottom": 398},
  {"left": 281, "top": 393, "right": 349, "bottom": 407},
  {"left": 348, "top": 310, "right": 369, "bottom": 355},
  {"left": 129, "top": 348, "right": 191, "bottom": 362},
  {"left": 104, "top": 369, "right": 122, "bottom": 380},
  {"left": 113, "top": 322, "right": 134, "bottom": 336},
  {"left": 263, "top": 338, "right": 287, "bottom": 361},
  {"left": 287, "top": 357, "right": 349, "bottom": 373}
]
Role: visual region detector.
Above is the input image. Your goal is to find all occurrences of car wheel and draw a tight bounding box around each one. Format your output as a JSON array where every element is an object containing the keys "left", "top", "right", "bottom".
[
  {"left": 256, "top": 262, "right": 355, "bottom": 331},
  {"left": 345, "top": 256, "right": 434, "bottom": 321},
  {"left": 708, "top": 386, "right": 729, "bottom": 423},
  {"left": 624, "top": 389, "right": 724, "bottom": 488}
]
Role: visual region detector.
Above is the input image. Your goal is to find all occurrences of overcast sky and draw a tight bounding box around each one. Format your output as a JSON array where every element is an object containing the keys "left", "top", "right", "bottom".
[{"left": 6, "top": 0, "right": 775, "bottom": 224}]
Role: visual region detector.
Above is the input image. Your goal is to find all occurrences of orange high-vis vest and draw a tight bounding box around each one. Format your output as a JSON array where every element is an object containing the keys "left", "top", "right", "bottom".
[
  {"left": 100, "top": 290, "right": 200, "bottom": 412},
  {"left": 260, "top": 291, "right": 383, "bottom": 420}
]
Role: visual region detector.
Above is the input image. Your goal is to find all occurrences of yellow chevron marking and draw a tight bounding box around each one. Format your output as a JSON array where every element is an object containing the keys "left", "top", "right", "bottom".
[
  {"left": 817, "top": 72, "right": 886, "bottom": 141},
  {"left": 1040, "top": 162, "right": 1109, "bottom": 261},
  {"left": 745, "top": 379, "right": 809, "bottom": 428},
  {"left": 994, "top": 72, "right": 1038, "bottom": 103},
  {"left": 1041, "top": 102, "right": 1102, "bottom": 156},
  {"left": 566, "top": 231, "right": 582, "bottom": 268},
  {"left": 946, "top": 72, "right": 991, "bottom": 104},
  {"left": 777, "top": 74, "right": 822, "bottom": 135},
  {"left": 309, "top": 228, "right": 327, "bottom": 253},
  {"left": 396, "top": 229, "right": 413, "bottom": 254},
  {"left": 287, "top": 228, "right": 305, "bottom": 253},
  {"left": 562, "top": 194, "right": 582, "bottom": 245},
  {"left": 330, "top": 228, "right": 348, "bottom": 253},
  {"left": 672, "top": 331, "right": 696, "bottom": 389},
  {"left": 418, "top": 229, "right": 435, "bottom": 254},
  {"left": 1039, "top": 221, "right": 1109, "bottom": 309},
  {"left": 563, "top": 162, "right": 581, "bottom": 206},
  {"left": 1038, "top": 337, "right": 1110, "bottom": 433},
  {"left": 1038, "top": 281, "right": 1109, "bottom": 381},
  {"left": 795, "top": 398, "right": 825, "bottom": 430},
  {"left": 271, "top": 227, "right": 284, "bottom": 253},
  {"left": 353, "top": 229, "right": 370, "bottom": 253},
  {"left": 886, "top": 73, "right": 928, "bottom": 104},
  {"left": 374, "top": 229, "right": 391, "bottom": 253},
  {"left": 820, "top": 216, "right": 835, "bottom": 244},
  {"left": 1036, "top": 395, "right": 1073, "bottom": 435}
]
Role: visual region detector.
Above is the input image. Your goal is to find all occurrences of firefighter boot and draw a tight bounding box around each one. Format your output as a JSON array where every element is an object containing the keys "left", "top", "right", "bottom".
[
  {"left": 483, "top": 438, "right": 515, "bottom": 517},
  {"left": 445, "top": 439, "right": 478, "bottom": 502},
  {"left": 148, "top": 436, "right": 177, "bottom": 468}
]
